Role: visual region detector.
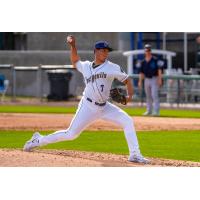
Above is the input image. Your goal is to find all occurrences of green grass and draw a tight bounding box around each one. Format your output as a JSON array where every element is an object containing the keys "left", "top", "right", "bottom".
[
  {"left": 0, "top": 104, "right": 200, "bottom": 118},
  {"left": 0, "top": 105, "right": 77, "bottom": 114},
  {"left": 0, "top": 130, "right": 200, "bottom": 162},
  {"left": 124, "top": 107, "right": 200, "bottom": 118}
]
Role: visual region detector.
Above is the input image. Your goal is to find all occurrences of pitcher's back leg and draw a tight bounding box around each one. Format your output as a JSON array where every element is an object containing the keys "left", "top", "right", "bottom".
[{"left": 101, "top": 102, "right": 140, "bottom": 156}]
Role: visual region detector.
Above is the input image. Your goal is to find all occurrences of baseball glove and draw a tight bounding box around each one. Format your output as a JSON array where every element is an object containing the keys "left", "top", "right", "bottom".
[{"left": 110, "top": 88, "right": 127, "bottom": 105}]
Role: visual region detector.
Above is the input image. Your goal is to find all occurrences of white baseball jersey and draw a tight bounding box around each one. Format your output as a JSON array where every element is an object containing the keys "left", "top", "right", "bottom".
[{"left": 76, "top": 59, "right": 129, "bottom": 103}]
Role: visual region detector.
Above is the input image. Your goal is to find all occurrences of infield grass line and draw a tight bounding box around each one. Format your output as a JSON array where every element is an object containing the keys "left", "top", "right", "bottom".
[
  {"left": 0, "top": 105, "right": 200, "bottom": 118},
  {"left": 0, "top": 130, "right": 200, "bottom": 162}
]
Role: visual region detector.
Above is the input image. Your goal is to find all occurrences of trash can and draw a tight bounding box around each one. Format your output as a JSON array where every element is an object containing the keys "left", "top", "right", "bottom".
[{"left": 47, "top": 69, "right": 73, "bottom": 101}]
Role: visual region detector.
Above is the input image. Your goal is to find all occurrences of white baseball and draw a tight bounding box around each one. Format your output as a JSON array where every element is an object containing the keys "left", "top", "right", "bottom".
[{"left": 67, "top": 36, "right": 72, "bottom": 43}]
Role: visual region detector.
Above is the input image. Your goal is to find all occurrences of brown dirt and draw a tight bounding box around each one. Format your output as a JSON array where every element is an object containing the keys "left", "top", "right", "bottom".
[
  {"left": 0, "top": 113, "right": 200, "bottom": 131},
  {"left": 0, "top": 113, "right": 200, "bottom": 167},
  {"left": 1, "top": 149, "right": 200, "bottom": 167}
]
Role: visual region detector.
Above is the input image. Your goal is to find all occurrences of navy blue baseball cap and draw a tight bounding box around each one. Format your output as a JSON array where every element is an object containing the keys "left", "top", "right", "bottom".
[{"left": 94, "top": 41, "right": 113, "bottom": 52}]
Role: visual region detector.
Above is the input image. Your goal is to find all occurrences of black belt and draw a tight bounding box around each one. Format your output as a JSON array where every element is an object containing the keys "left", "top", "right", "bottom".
[
  {"left": 86, "top": 98, "right": 106, "bottom": 106},
  {"left": 145, "top": 75, "right": 157, "bottom": 78}
]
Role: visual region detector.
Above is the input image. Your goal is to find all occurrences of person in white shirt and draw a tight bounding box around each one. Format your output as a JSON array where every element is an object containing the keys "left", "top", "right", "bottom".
[{"left": 23, "top": 36, "right": 149, "bottom": 164}]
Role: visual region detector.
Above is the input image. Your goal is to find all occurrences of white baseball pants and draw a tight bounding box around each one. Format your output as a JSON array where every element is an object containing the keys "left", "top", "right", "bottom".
[
  {"left": 39, "top": 97, "right": 140, "bottom": 156},
  {"left": 144, "top": 77, "right": 160, "bottom": 114}
]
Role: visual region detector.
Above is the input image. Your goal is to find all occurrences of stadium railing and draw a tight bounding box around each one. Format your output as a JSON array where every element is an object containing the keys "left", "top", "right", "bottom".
[{"left": 130, "top": 74, "right": 200, "bottom": 106}]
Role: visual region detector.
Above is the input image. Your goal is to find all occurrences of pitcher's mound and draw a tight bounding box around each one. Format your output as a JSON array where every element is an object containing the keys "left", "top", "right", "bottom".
[{"left": 0, "top": 149, "right": 199, "bottom": 167}]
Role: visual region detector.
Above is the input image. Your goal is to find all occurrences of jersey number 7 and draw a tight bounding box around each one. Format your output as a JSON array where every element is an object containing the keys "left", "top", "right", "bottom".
[{"left": 100, "top": 85, "right": 104, "bottom": 92}]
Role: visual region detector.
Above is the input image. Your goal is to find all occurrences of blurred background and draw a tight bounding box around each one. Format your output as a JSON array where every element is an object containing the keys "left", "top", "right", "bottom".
[{"left": 0, "top": 32, "right": 200, "bottom": 105}]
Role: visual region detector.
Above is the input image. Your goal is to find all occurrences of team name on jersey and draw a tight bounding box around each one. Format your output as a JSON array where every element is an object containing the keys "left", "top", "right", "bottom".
[{"left": 85, "top": 72, "right": 107, "bottom": 84}]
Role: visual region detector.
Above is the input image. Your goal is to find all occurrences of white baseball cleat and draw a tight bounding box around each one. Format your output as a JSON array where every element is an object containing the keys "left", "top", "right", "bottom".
[
  {"left": 23, "top": 132, "right": 42, "bottom": 152},
  {"left": 143, "top": 111, "right": 152, "bottom": 116},
  {"left": 151, "top": 111, "right": 160, "bottom": 116},
  {"left": 128, "top": 154, "right": 150, "bottom": 164}
]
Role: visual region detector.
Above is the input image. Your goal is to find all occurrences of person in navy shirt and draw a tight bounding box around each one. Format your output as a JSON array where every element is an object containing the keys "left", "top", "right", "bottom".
[{"left": 138, "top": 44, "right": 164, "bottom": 116}]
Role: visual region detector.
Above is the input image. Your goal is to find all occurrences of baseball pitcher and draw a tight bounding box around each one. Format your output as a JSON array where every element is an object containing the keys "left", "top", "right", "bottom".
[{"left": 23, "top": 36, "right": 149, "bottom": 164}]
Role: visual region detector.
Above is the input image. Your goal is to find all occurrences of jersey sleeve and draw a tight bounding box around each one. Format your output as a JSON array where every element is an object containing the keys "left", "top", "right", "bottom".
[
  {"left": 75, "top": 60, "right": 88, "bottom": 74},
  {"left": 136, "top": 60, "right": 144, "bottom": 73},
  {"left": 114, "top": 65, "right": 129, "bottom": 82}
]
